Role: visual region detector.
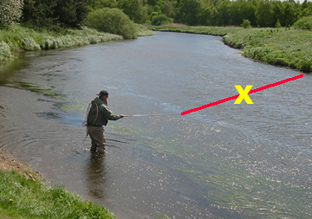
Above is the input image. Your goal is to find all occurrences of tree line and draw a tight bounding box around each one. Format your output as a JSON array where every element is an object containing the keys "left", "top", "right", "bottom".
[{"left": 1, "top": 0, "right": 312, "bottom": 30}]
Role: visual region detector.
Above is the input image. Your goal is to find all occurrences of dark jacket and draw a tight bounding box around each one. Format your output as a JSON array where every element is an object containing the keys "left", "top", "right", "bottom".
[{"left": 87, "top": 97, "right": 122, "bottom": 126}]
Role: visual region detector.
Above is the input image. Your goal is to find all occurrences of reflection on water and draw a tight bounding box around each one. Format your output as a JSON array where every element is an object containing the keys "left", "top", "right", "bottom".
[
  {"left": 86, "top": 154, "right": 106, "bottom": 199},
  {"left": 0, "top": 32, "right": 311, "bottom": 219}
]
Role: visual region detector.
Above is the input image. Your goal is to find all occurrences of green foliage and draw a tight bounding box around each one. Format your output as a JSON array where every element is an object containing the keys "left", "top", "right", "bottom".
[
  {"left": 293, "top": 15, "right": 312, "bottom": 30},
  {"left": 275, "top": 19, "right": 282, "bottom": 28},
  {"left": 135, "top": 24, "right": 155, "bottom": 37},
  {"left": 88, "top": 0, "right": 117, "bottom": 10},
  {"left": 150, "top": 25, "right": 242, "bottom": 36},
  {"left": 223, "top": 28, "right": 312, "bottom": 72},
  {"left": 54, "top": 0, "right": 89, "bottom": 28},
  {"left": 241, "top": 19, "right": 251, "bottom": 29},
  {"left": 0, "top": 25, "right": 122, "bottom": 63},
  {"left": 118, "top": 0, "right": 149, "bottom": 24},
  {"left": 22, "top": 0, "right": 56, "bottom": 29},
  {"left": 151, "top": 14, "right": 174, "bottom": 26},
  {"left": 0, "top": 42, "right": 12, "bottom": 63},
  {"left": 85, "top": 8, "right": 138, "bottom": 39},
  {"left": 21, "top": 37, "right": 41, "bottom": 51},
  {"left": 0, "top": 0, "right": 23, "bottom": 29},
  {"left": 0, "top": 170, "right": 115, "bottom": 219},
  {"left": 255, "top": 0, "right": 275, "bottom": 27},
  {"left": 151, "top": 25, "right": 311, "bottom": 73},
  {"left": 22, "top": 0, "right": 89, "bottom": 29},
  {"left": 176, "top": 0, "right": 202, "bottom": 25}
]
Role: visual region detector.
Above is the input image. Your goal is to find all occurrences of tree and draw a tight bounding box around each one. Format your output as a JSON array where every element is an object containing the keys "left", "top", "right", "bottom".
[
  {"left": 87, "top": 0, "right": 117, "bottom": 10},
  {"left": 0, "top": 0, "right": 23, "bottom": 29},
  {"left": 23, "top": 0, "right": 89, "bottom": 29},
  {"left": 282, "top": 1, "right": 299, "bottom": 27},
  {"left": 255, "top": 0, "right": 275, "bottom": 27},
  {"left": 22, "top": 0, "right": 57, "bottom": 28},
  {"left": 118, "top": 0, "right": 149, "bottom": 23},
  {"left": 214, "top": 0, "right": 232, "bottom": 26},
  {"left": 161, "top": 0, "right": 176, "bottom": 19},
  {"left": 176, "top": 0, "right": 202, "bottom": 25},
  {"left": 53, "top": 0, "right": 89, "bottom": 28}
]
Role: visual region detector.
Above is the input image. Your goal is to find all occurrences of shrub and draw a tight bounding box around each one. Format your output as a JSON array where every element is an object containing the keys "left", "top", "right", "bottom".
[
  {"left": 151, "top": 14, "right": 173, "bottom": 26},
  {"left": 0, "top": 0, "right": 23, "bottom": 29},
  {"left": 0, "top": 42, "right": 12, "bottom": 62},
  {"left": 85, "top": 8, "right": 138, "bottom": 39},
  {"left": 241, "top": 19, "right": 251, "bottom": 29},
  {"left": 293, "top": 16, "right": 312, "bottom": 30},
  {"left": 275, "top": 19, "right": 281, "bottom": 28}
]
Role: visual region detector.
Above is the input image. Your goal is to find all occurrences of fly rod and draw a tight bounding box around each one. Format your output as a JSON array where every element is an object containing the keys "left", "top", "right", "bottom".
[{"left": 127, "top": 113, "right": 180, "bottom": 117}]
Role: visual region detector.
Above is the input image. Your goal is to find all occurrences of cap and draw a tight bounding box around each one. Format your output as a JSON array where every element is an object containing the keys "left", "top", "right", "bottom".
[{"left": 97, "top": 90, "right": 109, "bottom": 97}]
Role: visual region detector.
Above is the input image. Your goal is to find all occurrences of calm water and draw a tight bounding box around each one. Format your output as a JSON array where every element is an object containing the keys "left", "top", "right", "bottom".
[{"left": 0, "top": 32, "right": 311, "bottom": 219}]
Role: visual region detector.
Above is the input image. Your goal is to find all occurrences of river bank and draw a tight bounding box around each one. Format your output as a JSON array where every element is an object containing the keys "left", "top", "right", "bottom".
[
  {"left": 0, "top": 149, "right": 116, "bottom": 218},
  {"left": 150, "top": 25, "right": 312, "bottom": 73},
  {"left": 0, "top": 24, "right": 154, "bottom": 64}
]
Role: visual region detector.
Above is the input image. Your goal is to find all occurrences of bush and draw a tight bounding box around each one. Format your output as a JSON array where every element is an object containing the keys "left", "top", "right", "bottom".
[
  {"left": 293, "top": 16, "right": 312, "bottom": 30},
  {"left": 275, "top": 19, "right": 281, "bottom": 28},
  {"left": 0, "top": 42, "right": 12, "bottom": 62},
  {"left": 84, "top": 8, "right": 138, "bottom": 39},
  {"left": 0, "top": 0, "right": 23, "bottom": 29},
  {"left": 151, "top": 14, "right": 173, "bottom": 26},
  {"left": 241, "top": 19, "right": 251, "bottom": 29}
]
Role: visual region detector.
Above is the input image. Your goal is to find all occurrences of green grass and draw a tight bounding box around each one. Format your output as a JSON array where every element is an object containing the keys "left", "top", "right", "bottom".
[
  {"left": 224, "top": 28, "right": 312, "bottom": 73},
  {"left": 149, "top": 25, "right": 243, "bottom": 36},
  {"left": 0, "top": 25, "right": 123, "bottom": 63},
  {"left": 150, "top": 25, "right": 312, "bottom": 73},
  {"left": 0, "top": 24, "right": 155, "bottom": 64},
  {"left": 136, "top": 24, "right": 155, "bottom": 37},
  {"left": 0, "top": 169, "right": 115, "bottom": 219}
]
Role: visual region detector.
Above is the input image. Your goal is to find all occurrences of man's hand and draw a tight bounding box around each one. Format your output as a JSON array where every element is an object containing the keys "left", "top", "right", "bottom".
[{"left": 120, "top": 114, "right": 129, "bottom": 118}]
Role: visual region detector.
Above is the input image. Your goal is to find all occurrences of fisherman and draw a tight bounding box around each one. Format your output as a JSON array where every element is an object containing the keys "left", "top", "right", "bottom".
[{"left": 87, "top": 90, "right": 126, "bottom": 154}]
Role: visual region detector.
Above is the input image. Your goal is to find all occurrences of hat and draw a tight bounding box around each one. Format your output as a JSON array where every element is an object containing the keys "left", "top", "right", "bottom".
[{"left": 97, "top": 90, "right": 109, "bottom": 97}]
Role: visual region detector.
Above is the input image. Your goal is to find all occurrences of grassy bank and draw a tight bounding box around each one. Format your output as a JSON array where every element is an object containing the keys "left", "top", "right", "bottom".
[
  {"left": 0, "top": 25, "right": 123, "bottom": 63},
  {"left": 0, "top": 170, "right": 115, "bottom": 219},
  {"left": 150, "top": 25, "right": 312, "bottom": 73},
  {"left": 0, "top": 24, "right": 154, "bottom": 64},
  {"left": 0, "top": 150, "right": 115, "bottom": 219},
  {"left": 224, "top": 28, "right": 312, "bottom": 73},
  {"left": 150, "top": 25, "right": 242, "bottom": 36}
]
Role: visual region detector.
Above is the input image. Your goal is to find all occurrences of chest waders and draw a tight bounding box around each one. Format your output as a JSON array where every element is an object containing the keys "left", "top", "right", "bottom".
[{"left": 85, "top": 101, "right": 99, "bottom": 139}]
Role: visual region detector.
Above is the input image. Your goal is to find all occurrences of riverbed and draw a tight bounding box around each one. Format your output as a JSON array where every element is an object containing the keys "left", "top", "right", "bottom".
[{"left": 0, "top": 32, "right": 311, "bottom": 219}]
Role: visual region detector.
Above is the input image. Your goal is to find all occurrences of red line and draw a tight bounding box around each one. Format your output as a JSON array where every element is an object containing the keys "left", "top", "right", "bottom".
[{"left": 181, "top": 74, "right": 304, "bottom": 116}]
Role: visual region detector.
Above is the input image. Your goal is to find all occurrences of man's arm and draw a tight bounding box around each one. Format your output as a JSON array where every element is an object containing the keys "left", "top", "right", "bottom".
[{"left": 103, "top": 105, "right": 124, "bottom": 120}]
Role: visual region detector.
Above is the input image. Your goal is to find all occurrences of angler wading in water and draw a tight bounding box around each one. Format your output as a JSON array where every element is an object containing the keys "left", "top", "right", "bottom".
[{"left": 86, "top": 90, "right": 127, "bottom": 154}]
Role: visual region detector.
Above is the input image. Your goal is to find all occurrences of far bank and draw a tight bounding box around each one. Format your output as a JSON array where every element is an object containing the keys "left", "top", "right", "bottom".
[
  {"left": 0, "top": 24, "right": 154, "bottom": 65},
  {"left": 150, "top": 25, "right": 312, "bottom": 73}
]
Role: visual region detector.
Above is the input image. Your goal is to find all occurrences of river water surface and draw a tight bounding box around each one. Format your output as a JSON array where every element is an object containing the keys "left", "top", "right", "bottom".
[{"left": 0, "top": 32, "right": 311, "bottom": 219}]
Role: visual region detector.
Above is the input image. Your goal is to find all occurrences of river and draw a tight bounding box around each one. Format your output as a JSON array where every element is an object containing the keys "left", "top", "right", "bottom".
[{"left": 0, "top": 32, "right": 311, "bottom": 219}]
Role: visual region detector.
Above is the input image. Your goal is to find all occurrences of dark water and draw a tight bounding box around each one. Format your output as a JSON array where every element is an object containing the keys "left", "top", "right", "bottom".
[{"left": 0, "top": 32, "right": 311, "bottom": 219}]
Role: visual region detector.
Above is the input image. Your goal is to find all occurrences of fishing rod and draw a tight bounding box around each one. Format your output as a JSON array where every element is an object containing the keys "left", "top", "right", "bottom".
[{"left": 127, "top": 113, "right": 180, "bottom": 117}]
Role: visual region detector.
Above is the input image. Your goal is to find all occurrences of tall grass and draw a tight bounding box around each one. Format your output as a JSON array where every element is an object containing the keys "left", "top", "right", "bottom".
[
  {"left": 0, "top": 25, "right": 123, "bottom": 63},
  {"left": 149, "top": 25, "right": 243, "bottom": 36},
  {"left": 223, "top": 28, "right": 312, "bottom": 72},
  {"left": 0, "top": 170, "right": 115, "bottom": 219},
  {"left": 150, "top": 25, "right": 312, "bottom": 73}
]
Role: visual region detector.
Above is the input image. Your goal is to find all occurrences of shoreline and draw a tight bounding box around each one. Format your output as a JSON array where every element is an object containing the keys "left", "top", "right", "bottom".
[
  {"left": 0, "top": 25, "right": 155, "bottom": 65},
  {"left": 0, "top": 148, "right": 41, "bottom": 180},
  {"left": 0, "top": 148, "right": 116, "bottom": 218},
  {"left": 150, "top": 25, "right": 312, "bottom": 73}
]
